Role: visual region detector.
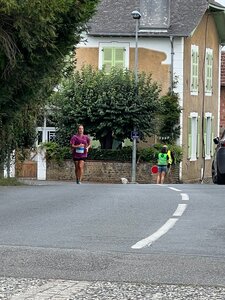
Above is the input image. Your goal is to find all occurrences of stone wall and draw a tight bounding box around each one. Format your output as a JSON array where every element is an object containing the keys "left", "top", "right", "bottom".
[{"left": 47, "top": 160, "right": 180, "bottom": 184}]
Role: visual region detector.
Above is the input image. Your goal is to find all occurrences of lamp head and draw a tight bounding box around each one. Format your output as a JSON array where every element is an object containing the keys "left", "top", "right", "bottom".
[{"left": 131, "top": 10, "right": 141, "bottom": 20}]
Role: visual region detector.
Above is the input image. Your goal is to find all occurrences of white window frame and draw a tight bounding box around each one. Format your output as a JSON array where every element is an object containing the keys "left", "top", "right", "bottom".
[
  {"left": 188, "top": 112, "right": 200, "bottom": 161},
  {"left": 205, "top": 48, "right": 213, "bottom": 96},
  {"left": 36, "top": 127, "right": 56, "bottom": 146},
  {"left": 36, "top": 115, "right": 56, "bottom": 146},
  {"left": 98, "top": 42, "right": 129, "bottom": 71},
  {"left": 190, "top": 45, "right": 199, "bottom": 95}
]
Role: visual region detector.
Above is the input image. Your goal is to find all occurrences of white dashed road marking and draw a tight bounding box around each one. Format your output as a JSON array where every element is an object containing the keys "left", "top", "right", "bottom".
[
  {"left": 131, "top": 218, "right": 178, "bottom": 249},
  {"left": 181, "top": 193, "right": 189, "bottom": 201},
  {"left": 168, "top": 187, "right": 182, "bottom": 192},
  {"left": 131, "top": 186, "right": 190, "bottom": 249},
  {"left": 173, "top": 203, "right": 187, "bottom": 217}
]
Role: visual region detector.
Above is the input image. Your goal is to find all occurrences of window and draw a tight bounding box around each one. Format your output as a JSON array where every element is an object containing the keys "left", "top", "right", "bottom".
[
  {"left": 36, "top": 127, "right": 56, "bottom": 145},
  {"left": 188, "top": 113, "right": 200, "bottom": 161},
  {"left": 204, "top": 113, "right": 214, "bottom": 159},
  {"left": 99, "top": 43, "right": 129, "bottom": 73},
  {"left": 205, "top": 48, "right": 213, "bottom": 96},
  {"left": 48, "top": 131, "right": 56, "bottom": 142},
  {"left": 190, "top": 45, "right": 199, "bottom": 95},
  {"left": 38, "top": 131, "right": 43, "bottom": 145},
  {"left": 36, "top": 114, "right": 56, "bottom": 146}
]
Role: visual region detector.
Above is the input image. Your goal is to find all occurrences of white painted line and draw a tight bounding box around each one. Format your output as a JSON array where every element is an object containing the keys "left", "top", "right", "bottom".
[
  {"left": 168, "top": 187, "right": 182, "bottom": 192},
  {"left": 173, "top": 204, "right": 187, "bottom": 217},
  {"left": 131, "top": 218, "right": 178, "bottom": 249},
  {"left": 180, "top": 193, "right": 189, "bottom": 201}
]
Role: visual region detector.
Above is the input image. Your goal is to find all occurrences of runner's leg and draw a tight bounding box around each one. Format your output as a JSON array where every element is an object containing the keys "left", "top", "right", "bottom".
[{"left": 78, "top": 160, "right": 85, "bottom": 182}]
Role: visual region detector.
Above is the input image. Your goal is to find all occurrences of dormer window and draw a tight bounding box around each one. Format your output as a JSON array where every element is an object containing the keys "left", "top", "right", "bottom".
[{"left": 140, "top": 0, "right": 170, "bottom": 30}]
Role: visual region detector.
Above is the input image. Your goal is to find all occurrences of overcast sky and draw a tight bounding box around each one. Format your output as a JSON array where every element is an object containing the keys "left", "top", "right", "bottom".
[{"left": 216, "top": 0, "right": 225, "bottom": 6}]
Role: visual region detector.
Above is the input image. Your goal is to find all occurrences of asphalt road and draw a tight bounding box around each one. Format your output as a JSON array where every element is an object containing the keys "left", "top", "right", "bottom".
[{"left": 0, "top": 182, "right": 225, "bottom": 298}]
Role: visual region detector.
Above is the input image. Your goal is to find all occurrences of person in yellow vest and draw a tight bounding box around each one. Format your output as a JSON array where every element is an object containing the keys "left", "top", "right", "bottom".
[
  {"left": 156, "top": 145, "right": 169, "bottom": 184},
  {"left": 163, "top": 144, "right": 175, "bottom": 174}
]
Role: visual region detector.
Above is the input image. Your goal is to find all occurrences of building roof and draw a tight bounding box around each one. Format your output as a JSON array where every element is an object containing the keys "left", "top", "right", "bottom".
[
  {"left": 221, "top": 51, "right": 225, "bottom": 86},
  {"left": 87, "top": 0, "right": 225, "bottom": 42}
]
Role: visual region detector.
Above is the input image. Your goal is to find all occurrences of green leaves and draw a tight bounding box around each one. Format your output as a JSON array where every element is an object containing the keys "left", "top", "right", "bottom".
[
  {"left": 158, "top": 92, "right": 181, "bottom": 143},
  {"left": 52, "top": 66, "right": 162, "bottom": 148},
  {"left": 0, "top": 0, "right": 99, "bottom": 165}
]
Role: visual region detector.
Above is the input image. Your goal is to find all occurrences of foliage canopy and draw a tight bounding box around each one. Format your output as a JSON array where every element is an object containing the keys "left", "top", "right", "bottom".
[
  {"left": 0, "top": 0, "right": 99, "bottom": 173},
  {"left": 158, "top": 92, "right": 181, "bottom": 144},
  {"left": 52, "top": 66, "right": 162, "bottom": 149}
]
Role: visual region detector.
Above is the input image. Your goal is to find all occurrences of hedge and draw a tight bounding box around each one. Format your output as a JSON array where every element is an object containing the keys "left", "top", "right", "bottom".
[{"left": 41, "top": 142, "right": 182, "bottom": 164}]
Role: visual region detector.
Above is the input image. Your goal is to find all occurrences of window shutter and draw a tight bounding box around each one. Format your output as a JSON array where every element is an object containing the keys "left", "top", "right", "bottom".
[
  {"left": 102, "top": 47, "right": 126, "bottom": 73},
  {"left": 211, "top": 116, "right": 215, "bottom": 157},
  {"left": 203, "top": 116, "right": 207, "bottom": 157},
  {"left": 188, "top": 116, "right": 192, "bottom": 159},
  {"left": 205, "top": 49, "right": 213, "bottom": 94},
  {"left": 197, "top": 116, "right": 201, "bottom": 158},
  {"left": 114, "top": 48, "right": 125, "bottom": 69},
  {"left": 190, "top": 46, "right": 199, "bottom": 93},
  {"left": 102, "top": 48, "right": 113, "bottom": 73},
  {"left": 210, "top": 53, "right": 213, "bottom": 91}
]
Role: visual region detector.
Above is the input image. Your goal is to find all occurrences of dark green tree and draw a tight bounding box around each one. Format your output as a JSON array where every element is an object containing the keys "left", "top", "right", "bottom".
[
  {"left": 158, "top": 92, "right": 181, "bottom": 144},
  {"left": 52, "top": 66, "right": 162, "bottom": 149},
  {"left": 0, "top": 0, "right": 99, "bottom": 175}
]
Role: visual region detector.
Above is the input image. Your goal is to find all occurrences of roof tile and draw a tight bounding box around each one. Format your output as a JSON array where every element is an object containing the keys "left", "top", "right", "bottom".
[{"left": 88, "top": 0, "right": 214, "bottom": 37}]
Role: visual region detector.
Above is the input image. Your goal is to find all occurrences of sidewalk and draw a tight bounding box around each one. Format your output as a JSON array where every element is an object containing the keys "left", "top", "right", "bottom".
[
  {"left": 18, "top": 179, "right": 117, "bottom": 185},
  {"left": 18, "top": 179, "right": 76, "bottom": 186},
  {"left": 1, "top": 277, "right": 225, "bottom": 300}
]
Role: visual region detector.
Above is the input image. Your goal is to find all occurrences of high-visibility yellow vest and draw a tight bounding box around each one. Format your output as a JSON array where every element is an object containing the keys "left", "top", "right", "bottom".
[
  {"left": 158, "top": 153, "right": 168, "bottom": 166},
  {"left": 167, "top": 150, "right": 173, "bottom": 165}
]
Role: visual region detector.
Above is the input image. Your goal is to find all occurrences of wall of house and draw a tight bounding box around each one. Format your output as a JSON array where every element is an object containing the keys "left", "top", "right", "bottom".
[
  {"left": 76, "top": 36, "right": 171, "bottom": 95},
  {"left": 75, "top": 36, "right": 172, "bottom": 153},
  {"left": 182, "top": 13, "right": 220, "bottom": 182},
  {"left": 75, "top": 36, "right": 184, "bottom": 153},
  {"left": 76, "top": 29, "right": 219, "bottom": 183}
]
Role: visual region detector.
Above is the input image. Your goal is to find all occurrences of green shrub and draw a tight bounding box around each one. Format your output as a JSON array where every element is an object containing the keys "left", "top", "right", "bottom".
[
  {"left": 88, "top": 147, "right": 132, "bottom": 161},
  {"left": 42, "top": 141, "right": 182, "bottom": 164},
  {"left": 0, "top": 178, "right": 24, "bottom": 186},
  {"left": 40, "top": 142, "right": 71, "bottom": 162}
]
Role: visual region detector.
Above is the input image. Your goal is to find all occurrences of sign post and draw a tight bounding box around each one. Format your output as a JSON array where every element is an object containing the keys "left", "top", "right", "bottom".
[
  {"left": 131, "top": 129, "right": 139, "bottom": 183},
  {"left": 131, "top": 10, "right": 141, "bottom": 184}
]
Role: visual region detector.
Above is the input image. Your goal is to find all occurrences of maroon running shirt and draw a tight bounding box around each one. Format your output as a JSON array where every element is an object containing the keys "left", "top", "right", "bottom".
[{"left": 70, "top": 134, "right": 90, "bottom": 159}]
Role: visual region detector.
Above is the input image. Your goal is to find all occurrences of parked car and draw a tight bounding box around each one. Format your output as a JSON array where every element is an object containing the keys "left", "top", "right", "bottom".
[{"left": 212, "top": 130, "right": 225, "bottom": 184}]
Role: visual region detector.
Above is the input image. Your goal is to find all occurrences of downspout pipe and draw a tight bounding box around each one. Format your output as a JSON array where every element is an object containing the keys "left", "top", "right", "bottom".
[
  {"left": 170, "top": 36, "right": 174, "bottom": 93},
  {"left": 170, "top": 35, "right": 183, "bottom": 183}
]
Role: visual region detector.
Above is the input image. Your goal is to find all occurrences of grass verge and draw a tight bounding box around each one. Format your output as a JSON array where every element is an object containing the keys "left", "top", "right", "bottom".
[{"left": 0, "top": 177, "right": 24, "bottom": 186}]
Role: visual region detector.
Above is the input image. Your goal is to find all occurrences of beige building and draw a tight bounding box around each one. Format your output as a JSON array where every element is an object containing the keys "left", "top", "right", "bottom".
[{"left": 75, "top": 0, "right": 225, "bottom": 183}]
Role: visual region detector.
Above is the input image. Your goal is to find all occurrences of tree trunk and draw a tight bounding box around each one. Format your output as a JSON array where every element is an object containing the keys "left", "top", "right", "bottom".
[
  {"left": 100, "top": 131, "right": 113, "bottom": 149},
  {"left": 0, "top": 161, "right": 4, "bottom": 178}
]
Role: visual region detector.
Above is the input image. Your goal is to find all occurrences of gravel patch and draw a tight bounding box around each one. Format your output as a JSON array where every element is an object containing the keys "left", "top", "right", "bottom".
[
  {"left": 70, "top": 281, "right": 225, "bottom": 300},
  {"left": 1, "top": 277, "right": 225, "bottom": 300},
  {"left": 0, "top": 277, "right": 48, "bottom": 299}
]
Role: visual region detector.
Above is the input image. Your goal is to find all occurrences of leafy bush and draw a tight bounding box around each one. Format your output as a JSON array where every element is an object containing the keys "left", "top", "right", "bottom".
[
  {"left": 0, "top": 178, "right": 24, "bottom": 186},
  {"left": 51, "top": 66, "right": 161, "bottom": 149},
  {"left": 158, "top": 92, "right": 181, "bottom": 143},
  {"left": 40, "top": 142, "right": 71, "bottom": 162},
  {"left": 42, "top": 141, "right": 182, "bottom": 164},
  {"left": 88, "top": 147, "right": 132, "bottom": 161}
]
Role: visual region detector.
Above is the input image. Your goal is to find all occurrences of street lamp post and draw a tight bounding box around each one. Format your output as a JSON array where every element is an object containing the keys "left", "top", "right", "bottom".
[{"left": 131, "top": 10, "right": 141, "bottom": 183}]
